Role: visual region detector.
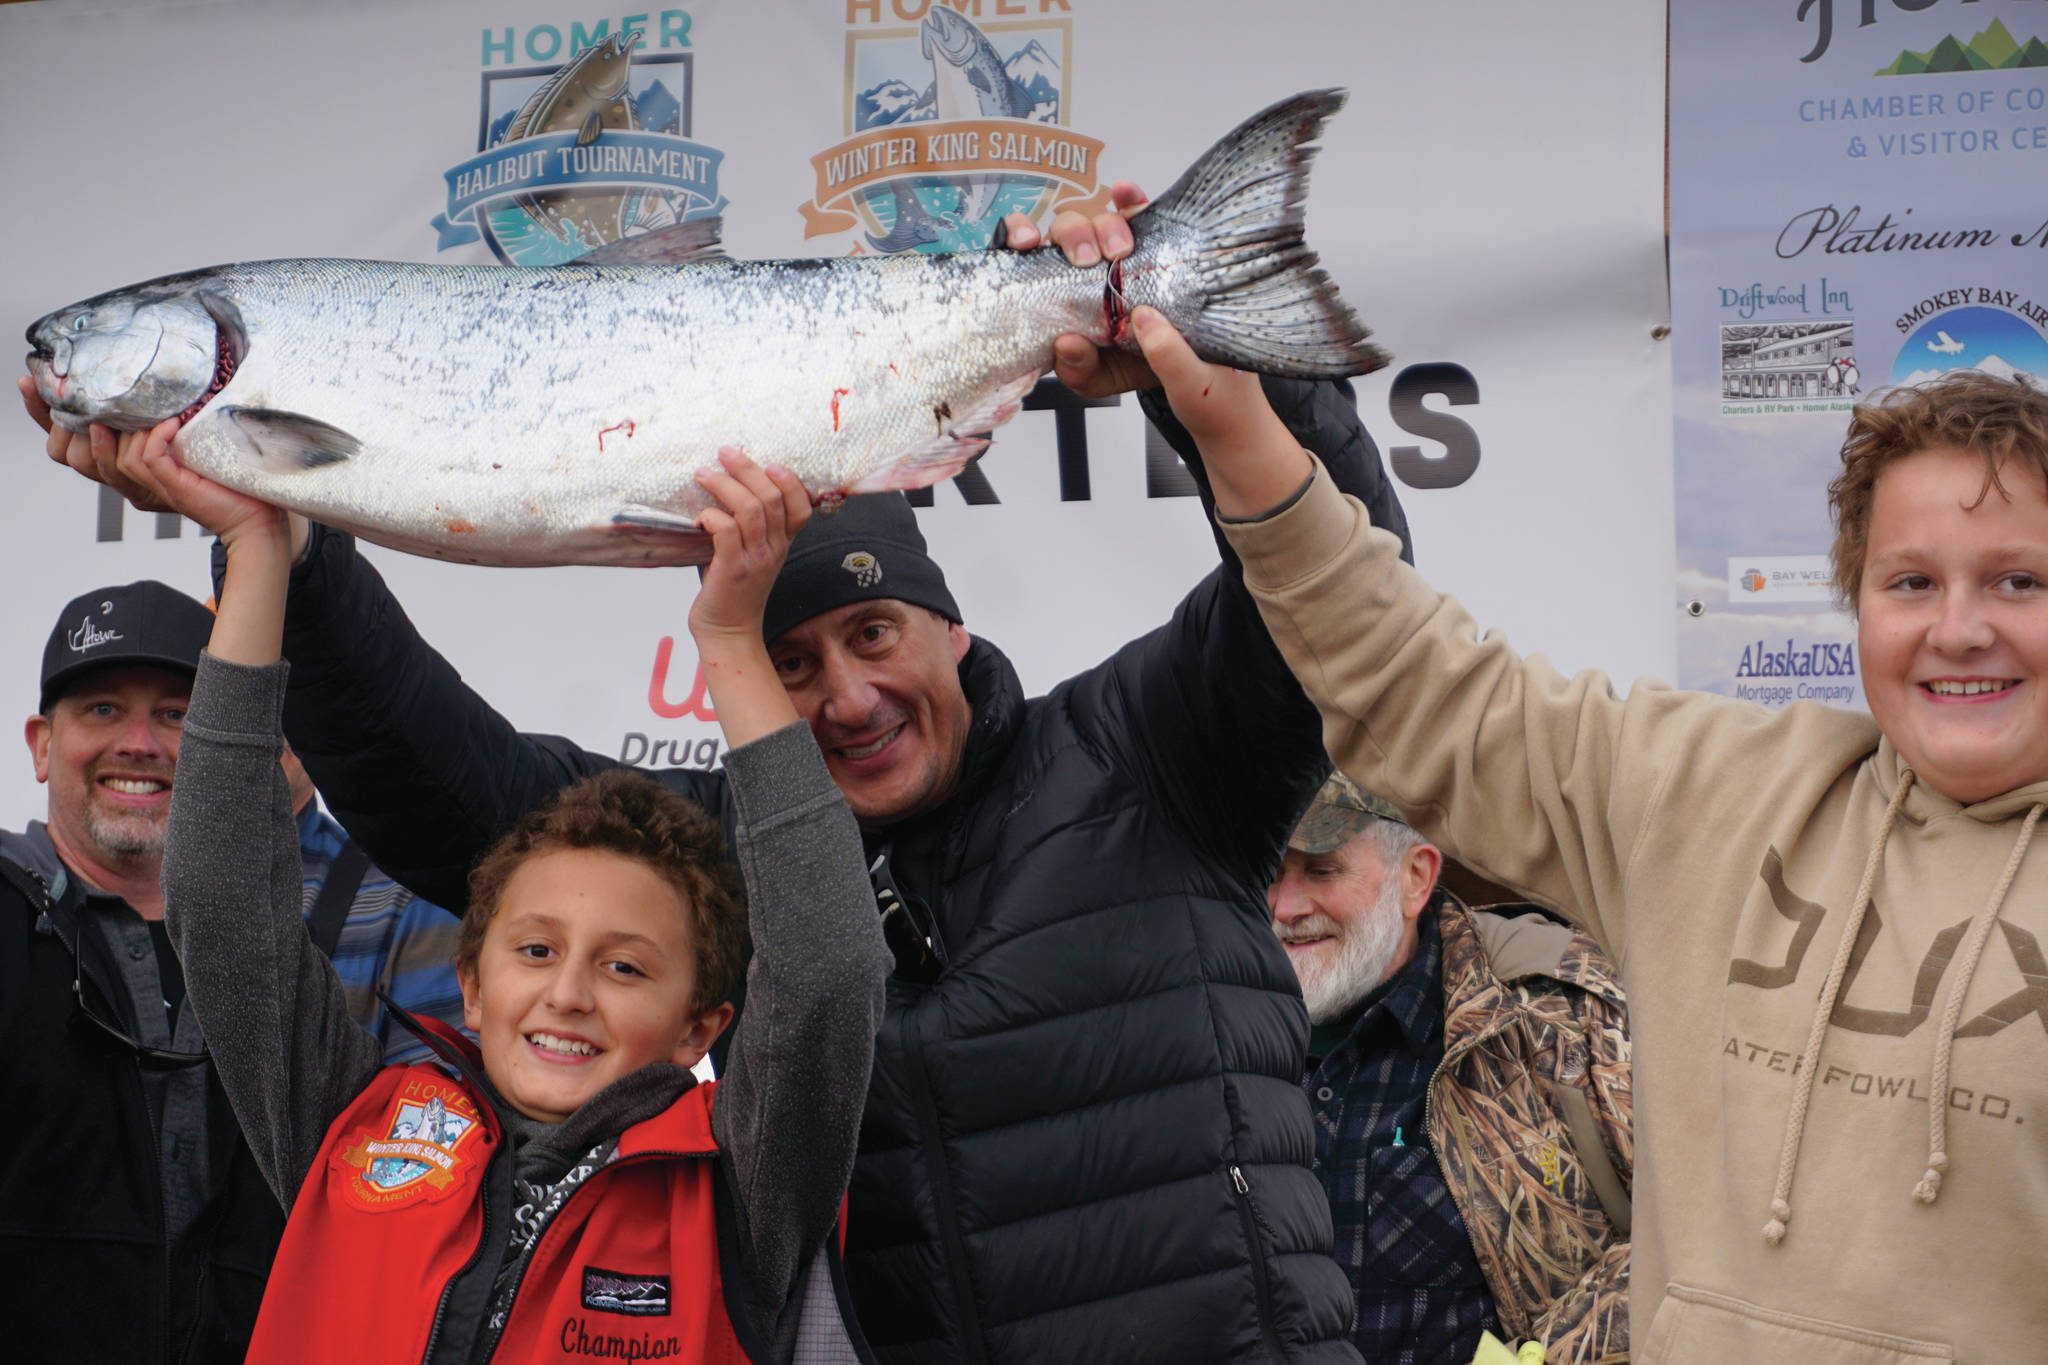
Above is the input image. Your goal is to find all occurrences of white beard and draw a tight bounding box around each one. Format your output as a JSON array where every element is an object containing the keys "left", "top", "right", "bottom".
[{"left": 1286, "top": 874, "right": 1409, "bottom": 1024}]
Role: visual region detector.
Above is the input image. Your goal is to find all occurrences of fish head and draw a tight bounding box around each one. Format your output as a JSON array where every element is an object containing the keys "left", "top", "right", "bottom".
[
  {"left": 576, "top": 31, "right": 640, "bottom": 100},
  {"left": 920, "top": 6, "right": 981, "bottom": 67},
  {"left": 25, "top": 282, "right": 232, "bottom": 434}
]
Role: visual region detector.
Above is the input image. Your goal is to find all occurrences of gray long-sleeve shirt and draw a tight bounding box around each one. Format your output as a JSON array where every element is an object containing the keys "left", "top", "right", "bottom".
[{"left": 162, "top": 653, "right": 888, "bottom": 1360}]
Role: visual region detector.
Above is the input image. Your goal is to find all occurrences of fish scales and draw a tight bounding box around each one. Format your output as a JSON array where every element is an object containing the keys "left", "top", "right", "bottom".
[
  {"left": 25, "top": 91, "right": 1386, "bottom": 569},
  {"left": 164, "top": 253, "right": 1081, "bottom": 564}
]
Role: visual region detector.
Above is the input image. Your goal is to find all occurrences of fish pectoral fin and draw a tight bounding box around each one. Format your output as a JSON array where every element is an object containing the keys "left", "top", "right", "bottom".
[
  {"left": 611, "top": 505, "right": 704, "bottom": 534},
  {"left": 847, "top": 370, "right": 1041, "bottom": 495},
  {"left": 577, "top": 110, "right": 604, "bottom": 146},
  {"left": 221, "top": 407, "right": 360, "bottom": 472}
]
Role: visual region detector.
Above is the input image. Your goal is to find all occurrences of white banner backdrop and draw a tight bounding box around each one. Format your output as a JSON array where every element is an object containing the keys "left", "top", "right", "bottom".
[{"left": 0, "top": 0, "right": 1671, "bottom": 830}]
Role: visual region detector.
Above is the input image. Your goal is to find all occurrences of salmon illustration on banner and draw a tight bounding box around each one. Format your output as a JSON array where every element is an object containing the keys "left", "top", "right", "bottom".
[{"left": 801, "top": 2, "right": 1106, "bottom": 252}]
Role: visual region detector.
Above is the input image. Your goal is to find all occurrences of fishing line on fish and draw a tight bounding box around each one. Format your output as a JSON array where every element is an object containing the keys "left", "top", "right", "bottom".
[{"left": 1103, "top": 257, "right": 1131, "bottom": 345}]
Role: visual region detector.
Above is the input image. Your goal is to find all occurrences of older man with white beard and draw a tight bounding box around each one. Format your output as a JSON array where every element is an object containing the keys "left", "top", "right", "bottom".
[{"left": 1270, "top": 773, "right": 1638, "bottom": 1365}]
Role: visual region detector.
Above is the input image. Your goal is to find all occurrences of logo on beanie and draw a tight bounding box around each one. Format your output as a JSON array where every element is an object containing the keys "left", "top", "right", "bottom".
[{"left": 842, "top": 551, "right": 882, "bottom": 588}]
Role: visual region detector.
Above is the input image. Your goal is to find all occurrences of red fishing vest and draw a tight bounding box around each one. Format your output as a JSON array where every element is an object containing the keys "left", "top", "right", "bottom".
[{"left": 248, "top": 1040, "right": 754, "bottom": 1364}]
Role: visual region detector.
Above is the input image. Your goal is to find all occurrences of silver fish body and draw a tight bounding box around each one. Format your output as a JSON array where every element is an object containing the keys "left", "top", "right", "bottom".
[{"left": 25, "top": 90, "right": 1384, "bottom": 568}]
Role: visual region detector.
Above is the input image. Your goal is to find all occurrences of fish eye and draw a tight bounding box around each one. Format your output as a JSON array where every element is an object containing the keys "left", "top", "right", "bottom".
[{"left": 72, "top": 315, "right": 89, "bottom": 332}]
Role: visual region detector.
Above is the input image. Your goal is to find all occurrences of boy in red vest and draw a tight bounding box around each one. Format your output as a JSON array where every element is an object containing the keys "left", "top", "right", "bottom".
[{"left": 143, "top": 438, "right": 890, "bottom": 1364}]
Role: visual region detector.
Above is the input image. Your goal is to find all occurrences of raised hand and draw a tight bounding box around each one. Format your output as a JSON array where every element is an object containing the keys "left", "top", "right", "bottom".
[
  {"left": 686, "top": 447, "right": 812, "bottom": 746},
  {"left": 19, "top": 374, "right": 299, "bottom": 556},
  {"left": 1125, "top": 307, "right": 1312, "bottom": 521}
]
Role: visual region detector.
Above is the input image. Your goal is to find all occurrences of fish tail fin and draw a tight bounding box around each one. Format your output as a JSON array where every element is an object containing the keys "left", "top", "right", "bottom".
[
  {"left": 1136, "top": 89, "right": 1387, "bottom": 380},
  {"left": 847, "top": 369, "right": 1039, "bottom": 493}
]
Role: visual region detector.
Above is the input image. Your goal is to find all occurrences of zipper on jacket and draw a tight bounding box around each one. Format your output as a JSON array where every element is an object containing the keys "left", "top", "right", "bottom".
[
  {"left": 904, "top": 1002, "right": 989, "bottom": 1364},
  {"left": 1227, "top": 1165, "right": 1290, "bottom": 1363},
  {"left": 471, "top": 1144, "right": 714, "bottom": 1363},
  {"left": 1418, "top": 1051, "right": 1504, "bottom": 1330},
  {"left": 420, "top": 1140, "right": 505, "bottom": 1365}
]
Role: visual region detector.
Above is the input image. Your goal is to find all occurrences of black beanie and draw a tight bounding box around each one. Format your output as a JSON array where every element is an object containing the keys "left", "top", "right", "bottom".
[{"left": 763, "top": 493, "right": 961, "bottom": 644}]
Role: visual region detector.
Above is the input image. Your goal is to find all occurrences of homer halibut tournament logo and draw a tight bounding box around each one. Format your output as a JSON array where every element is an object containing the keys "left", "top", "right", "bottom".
[
  {"left": 432, "top": 11, "right": 727, "bottom": 266},
  {"left": 800, "top": 1, "right": 1110, "bottom": 254}
]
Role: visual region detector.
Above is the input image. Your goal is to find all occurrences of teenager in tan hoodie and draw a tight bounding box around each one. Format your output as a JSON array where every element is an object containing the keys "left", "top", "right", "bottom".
[{"left": 1029, "top": 237, "right": 2043, "bottom": 1360}]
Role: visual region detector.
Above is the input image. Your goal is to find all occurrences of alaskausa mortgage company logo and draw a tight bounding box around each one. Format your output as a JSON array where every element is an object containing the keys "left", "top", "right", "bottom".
[{"left": 433, "top": 14, "right": 727, "bottom": 267}]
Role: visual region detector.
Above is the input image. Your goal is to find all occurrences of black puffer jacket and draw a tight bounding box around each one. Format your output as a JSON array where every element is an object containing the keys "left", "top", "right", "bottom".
[{"left": 265, "top": 379, "right": 1408, "bottom": 1363}]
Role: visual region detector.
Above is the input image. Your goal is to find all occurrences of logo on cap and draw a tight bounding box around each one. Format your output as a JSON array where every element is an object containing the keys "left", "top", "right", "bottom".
[
  {"left": 842, "top": 551, "right": 882, "bottom": 588},
  {"left": 67, "top": 604, "right": 124, "bottom": 656}
]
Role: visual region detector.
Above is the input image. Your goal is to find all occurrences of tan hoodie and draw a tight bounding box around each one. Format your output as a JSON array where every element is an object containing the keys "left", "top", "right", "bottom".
[{"left": 1224, "top": 464, "right": 2048, "bottom": 1365}]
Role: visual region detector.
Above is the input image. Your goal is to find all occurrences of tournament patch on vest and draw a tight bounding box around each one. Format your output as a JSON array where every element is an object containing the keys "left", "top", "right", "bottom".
[
  {"left": 582, "top": 1267, "right": 671, "bottom": 1316},
  {"left": 333, "top": 1075, "right": 488, "bottom": 1211}
]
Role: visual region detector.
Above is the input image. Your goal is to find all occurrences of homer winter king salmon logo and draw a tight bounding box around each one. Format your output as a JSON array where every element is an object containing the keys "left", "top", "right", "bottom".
[
  {"left": 801, "top": 1, "right": 1111, "bottom": 254},
  {"left": 432, "top": 12, "right": 727, "bottom": 266}
]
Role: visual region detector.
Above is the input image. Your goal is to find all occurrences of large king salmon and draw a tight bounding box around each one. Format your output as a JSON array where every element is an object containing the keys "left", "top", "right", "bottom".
[{"left": 24, "top": 90, "right": 1384, "bottom": 567}]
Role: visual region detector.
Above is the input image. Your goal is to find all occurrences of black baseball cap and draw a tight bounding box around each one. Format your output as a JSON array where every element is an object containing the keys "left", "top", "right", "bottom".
[
  {"left": 39, "top": 581, "right": 212, "bottom": 711},
  {"left": 763, "top": 493, "right": 961, "bottom": 644}
]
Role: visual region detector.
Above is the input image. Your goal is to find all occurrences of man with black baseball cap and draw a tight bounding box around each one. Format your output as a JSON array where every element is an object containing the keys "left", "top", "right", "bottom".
[
  {"left": 3, "top": 579, "right": 291, "bottom": 1364},
  {"left": 42, "top": 211, "right": 1415, "bottom": 1362}
]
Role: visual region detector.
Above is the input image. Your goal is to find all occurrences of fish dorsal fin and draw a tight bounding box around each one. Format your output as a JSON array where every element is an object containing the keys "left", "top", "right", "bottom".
[
  {"left": 573, "top": 217, "right": 726, "bottom": 265},
  {"left": 221, "top": 406, "right": 360, "bottom": 471}
]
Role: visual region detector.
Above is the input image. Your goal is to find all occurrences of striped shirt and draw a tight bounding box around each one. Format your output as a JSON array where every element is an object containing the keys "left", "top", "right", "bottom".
[{"left": 297, "top": 805, "right": 469, "bottom": 1065}]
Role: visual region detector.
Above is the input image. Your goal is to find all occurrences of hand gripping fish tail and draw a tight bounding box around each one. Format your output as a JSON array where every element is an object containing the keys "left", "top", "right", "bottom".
[{"left": 1129, "top": 89, "right": 1389, "bottom": 382}]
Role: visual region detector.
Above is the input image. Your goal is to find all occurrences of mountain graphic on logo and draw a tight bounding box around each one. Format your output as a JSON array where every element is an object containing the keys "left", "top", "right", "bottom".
[
  {"left": 856, "top": 78, "right": 927, "bottom": 128},
  {"left": 1875, "top": 18, "right": 2047, "bottom": 75},
  {"left": 1005, "top": 40, "right": 1061, "bottom": 121},
  {"left": 634, "top": 80, "right": 681, "bottom": 136},
  {"left": 1896, "top": 355, "right": 2046, "bottom": 391}
]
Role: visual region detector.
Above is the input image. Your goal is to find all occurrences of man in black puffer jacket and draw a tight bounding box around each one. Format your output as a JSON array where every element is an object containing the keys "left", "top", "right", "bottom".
[{"left": 142, "top": 215, "right": 1411, "bottom": 1359}]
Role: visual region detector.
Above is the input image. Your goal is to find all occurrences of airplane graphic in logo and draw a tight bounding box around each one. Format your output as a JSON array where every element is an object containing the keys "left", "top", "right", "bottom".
[{"left": 1927, "top": 331, "right": 1966, "bottom": 356}]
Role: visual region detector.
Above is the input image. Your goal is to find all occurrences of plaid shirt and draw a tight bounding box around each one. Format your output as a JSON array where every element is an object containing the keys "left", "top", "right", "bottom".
[
  {"left": 1305, "top": 908, "right": 1497, "bottom": 1365},
  {"left": 297, "top": 805, "right": 470, "bottom": 1065}
]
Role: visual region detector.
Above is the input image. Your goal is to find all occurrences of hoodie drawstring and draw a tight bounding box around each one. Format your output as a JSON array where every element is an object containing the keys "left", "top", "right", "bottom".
[
  {"left": 1912, "top": 802, "right": 2043, "bottom": 1205},
  {"left": 1762, "top": 772, "right": 1913, "bottom": 1246}
]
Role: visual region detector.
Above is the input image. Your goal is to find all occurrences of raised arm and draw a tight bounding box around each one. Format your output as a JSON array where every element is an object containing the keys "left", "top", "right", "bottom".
[
  {"left": 25, "top": 370, "right": 729, "bottom": 912},
  {"left": 688, "top": 453, "right": 891, "bottom": 1336},
  {"left": 1001, "top": 204, "right": 1413, "bottom": 883},
  {"left": 114, "top": 425, "right": 389, "bottom": 1203}
]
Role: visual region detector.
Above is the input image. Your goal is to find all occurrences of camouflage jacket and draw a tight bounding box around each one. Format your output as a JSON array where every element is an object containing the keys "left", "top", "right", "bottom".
[{"left": 1430, "top": 895, "right": 1634, "bottom": 1364}]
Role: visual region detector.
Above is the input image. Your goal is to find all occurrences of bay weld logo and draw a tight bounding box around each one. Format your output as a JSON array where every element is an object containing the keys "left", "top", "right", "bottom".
[
  {"left": 67, "top": 604, "right": 123, "bottom": 654},
  {"left": 799, "top": 0, "right": 1108, "bottom": 254},
  {"left": 432, "top": 12, "right": 726, "bottom": 266},
  {"left": 1726, "top": 556, "right": 1834, "bottom": 603}
]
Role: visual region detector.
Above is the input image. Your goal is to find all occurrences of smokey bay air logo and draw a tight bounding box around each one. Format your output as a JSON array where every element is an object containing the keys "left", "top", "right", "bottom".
[
  {"left": 799, "top": 4, "right": 1109, "bottom": 254},
  {"left": 1889, "top": 302, "right": 2048, "bottom": 391},
  {"left": 432, "top": 20, "right": 726, "bottom": 266}
]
